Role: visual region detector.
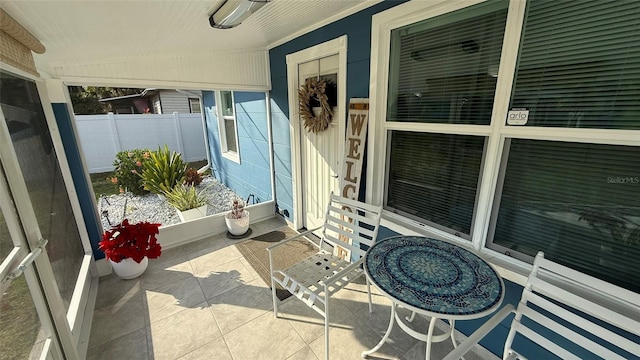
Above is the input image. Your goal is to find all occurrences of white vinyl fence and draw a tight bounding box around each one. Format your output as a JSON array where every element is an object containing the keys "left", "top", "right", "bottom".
[{"left": 75, "top": 112, "right": 207, "bottom": 173}]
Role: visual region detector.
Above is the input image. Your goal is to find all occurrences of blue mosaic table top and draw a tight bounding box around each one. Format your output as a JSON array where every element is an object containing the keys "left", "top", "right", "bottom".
[{"left": 365, "top": 236, "right": 504, "bottom": 318}]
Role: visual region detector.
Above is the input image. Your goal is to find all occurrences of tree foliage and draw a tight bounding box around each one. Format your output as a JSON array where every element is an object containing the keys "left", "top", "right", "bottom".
[{"left": 68, "top": 86, "right": 143, "bottom": 115}]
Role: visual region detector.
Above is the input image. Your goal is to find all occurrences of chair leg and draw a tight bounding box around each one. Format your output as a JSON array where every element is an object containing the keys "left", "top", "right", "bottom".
[
  {"left": 324, "top": 297, "right": 330, "bottom": 360},
  {"left": 269, "top": 251, "right": 279, "bottom": 318},
  {"left": 366, "top": 276, "right": 373, "bottom": 313},
  {"left": 271, "top": 279, "right": 279, "bottom": 318},
  {"left": 271, "top": 277, "right": 278, "bottom": 318}
]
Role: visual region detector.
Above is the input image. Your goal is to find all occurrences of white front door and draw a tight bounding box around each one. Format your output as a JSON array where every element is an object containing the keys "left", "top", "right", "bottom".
[{"left": 288, "top": 37, "right": 347, "bottom": 231}]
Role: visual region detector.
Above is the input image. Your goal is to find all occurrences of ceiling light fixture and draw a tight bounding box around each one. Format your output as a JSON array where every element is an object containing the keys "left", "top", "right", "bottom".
[{"left": 209, "top": 0, "right": 270, "bottom": 29}]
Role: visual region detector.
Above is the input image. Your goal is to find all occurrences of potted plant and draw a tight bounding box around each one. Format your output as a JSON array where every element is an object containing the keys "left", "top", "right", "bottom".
[
  {"left": 99, "top": 219, "right": 161, "bottom": 279},
  {"left": 225, "top": 197, "right": 250, "bottom": 236},
  {"left": 164, "top": 184, "right": 209, "bottom": 222}
]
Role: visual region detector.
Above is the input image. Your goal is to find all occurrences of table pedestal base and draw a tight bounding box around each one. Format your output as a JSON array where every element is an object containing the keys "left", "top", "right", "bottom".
[{"left": 361, "top": 303, "right": 460, "bottom": 360}]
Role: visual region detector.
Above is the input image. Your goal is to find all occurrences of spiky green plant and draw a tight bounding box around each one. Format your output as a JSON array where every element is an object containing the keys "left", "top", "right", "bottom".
[
  {"left": 140, "top": 145, "right": 187, "bottom": 195},
  {"left": 164, "top": 184, "right": 208, "bottom": 211}
]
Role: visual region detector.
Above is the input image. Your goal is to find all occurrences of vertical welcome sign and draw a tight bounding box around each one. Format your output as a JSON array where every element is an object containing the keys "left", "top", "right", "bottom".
[
  {"left": 340, "top": 98, "right": 369, "bottom": 200},
  {"left": 334, "top": 99, "right": 369, "bottom": 261}
]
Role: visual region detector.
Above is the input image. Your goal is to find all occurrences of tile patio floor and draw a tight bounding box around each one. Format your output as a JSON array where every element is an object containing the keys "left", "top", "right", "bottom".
[{"left": 87, "top": 217, "right": 497, "bottom": 360}]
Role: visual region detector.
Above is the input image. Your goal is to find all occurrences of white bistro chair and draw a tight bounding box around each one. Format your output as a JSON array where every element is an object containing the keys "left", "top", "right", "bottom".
[
  {"left": 443, "top": 251, "right": 640, "bottom": 360},
  {"left": 267, "top": 194, "right": 383, "bottom": 360}
]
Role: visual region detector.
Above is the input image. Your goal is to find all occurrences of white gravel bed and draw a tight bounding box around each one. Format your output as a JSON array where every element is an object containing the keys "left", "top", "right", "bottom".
[{"left": 98, "top": 176, "right": 240, "bottom": 229}]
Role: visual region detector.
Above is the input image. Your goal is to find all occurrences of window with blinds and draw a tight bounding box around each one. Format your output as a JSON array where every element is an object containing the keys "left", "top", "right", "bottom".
[
  {"left": 489, "top": 140, "right": 640, "bottom": 292},
  {"left": 385, "top": 131, "right": 485, "bottom": 238},
  {"left": 387, "top": 0, "right": 508, "bottom": 124},
  {"left": 510, "top": 0, "right": 640, "bottom": 129}
]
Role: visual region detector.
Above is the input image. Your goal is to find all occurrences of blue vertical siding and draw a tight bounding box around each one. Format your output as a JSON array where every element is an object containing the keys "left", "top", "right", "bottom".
[
  {"left": 52, "top": 103, "right": 104, "bottom": 259},
  {"left": 268, "top": 0, "right": 409, "bottom": 223},
  {"left": 202, "top": 91, "right": 272, "bottom": 204}
]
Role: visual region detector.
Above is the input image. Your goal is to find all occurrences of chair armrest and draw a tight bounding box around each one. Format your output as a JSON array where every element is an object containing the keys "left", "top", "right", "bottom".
[
  {"left": 442, "top": 304, "right": 516, "bottom": 360},
  {"left": 266, "top": 226, "right": 322, "bottom": 252}
]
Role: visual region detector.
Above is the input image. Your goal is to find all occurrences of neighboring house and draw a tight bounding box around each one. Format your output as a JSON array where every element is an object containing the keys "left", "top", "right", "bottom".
[
  {"left": 99, "top": 88, "right": 202, "bottom": 114},
  {"left": 1, "top": 1, "right": 639, "bottom": 359}
]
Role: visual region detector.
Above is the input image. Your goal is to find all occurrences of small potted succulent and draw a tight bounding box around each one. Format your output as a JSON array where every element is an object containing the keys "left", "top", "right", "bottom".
[
  {"left": 164, "top": 184, "right": 209, "bottom": 222},
  {"left": 224, "top": 197, "right": 250, "bottom": 236},
  {"left": 99, "top": 219, "right": 161, "bottom": 279}
]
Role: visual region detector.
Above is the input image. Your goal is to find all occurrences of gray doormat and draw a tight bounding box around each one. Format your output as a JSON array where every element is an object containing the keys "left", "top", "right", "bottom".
[{"left": 236, "top": 227, "right": 318, "bottom": 300}]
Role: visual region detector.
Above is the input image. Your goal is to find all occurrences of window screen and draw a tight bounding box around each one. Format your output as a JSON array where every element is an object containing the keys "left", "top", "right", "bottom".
[
  {"left": 510, "top": 0, "right": 640, "bottom": 129},
  {"left": 387, "top": 0, "right": 508, "bottom": 124},
  {"left": 490, "top": 139, "right": 640, "bottom": 292},
  {"left": 385, "top": 131, "right": 485, "bottom": 238},
  {"left": 224, "top": 119, "right": 237, "bottom": 153}
]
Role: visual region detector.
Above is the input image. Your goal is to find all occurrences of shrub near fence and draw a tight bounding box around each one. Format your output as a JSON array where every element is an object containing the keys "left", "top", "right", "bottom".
[{"left": 74, "top": 112, "right": 207, "bottom": 173}]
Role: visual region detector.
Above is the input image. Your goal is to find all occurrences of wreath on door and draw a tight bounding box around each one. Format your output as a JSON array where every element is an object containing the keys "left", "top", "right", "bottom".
[{"left": 298, "top": 78, "right": 333, "bottom": 133}]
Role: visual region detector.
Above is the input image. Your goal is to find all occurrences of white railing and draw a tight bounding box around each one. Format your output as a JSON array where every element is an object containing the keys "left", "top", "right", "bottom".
[{"left": 74, "top": 112, "right": 207, "bottom": 173}]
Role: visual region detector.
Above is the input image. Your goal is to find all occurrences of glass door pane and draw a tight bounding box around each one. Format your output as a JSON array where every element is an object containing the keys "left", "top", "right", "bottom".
[
  {"left": 0, "top": 71, "right": 84, "bottom": 311},
  {"left": 0, "top": 168, "right": 52, "bottom": 359}
]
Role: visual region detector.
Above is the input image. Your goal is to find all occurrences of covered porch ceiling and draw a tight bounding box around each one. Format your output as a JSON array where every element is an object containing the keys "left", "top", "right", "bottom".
[{"left": 3, "top": 0, "right": 382, "bottom": 87}]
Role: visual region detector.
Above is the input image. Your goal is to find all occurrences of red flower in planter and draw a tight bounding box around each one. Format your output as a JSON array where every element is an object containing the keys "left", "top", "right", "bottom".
[{"left": 99, "top": 219, "right": 161, "bottom": 263}]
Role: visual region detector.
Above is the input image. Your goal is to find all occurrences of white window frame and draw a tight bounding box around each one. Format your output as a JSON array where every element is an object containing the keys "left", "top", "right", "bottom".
[
  {"left": 215, "top": 90, "right": 240, "bottom": 163},
  {"left": 189, "top": 97, "right": 201, "bottom": 113},
  {"left": 368, "top": 0, "right": 640, "bottom": 288}
]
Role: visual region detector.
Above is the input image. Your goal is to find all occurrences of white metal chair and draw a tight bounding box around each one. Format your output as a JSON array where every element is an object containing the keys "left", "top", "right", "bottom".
[
  {"left": 443, "top": 251, "right": 640, "bottom": 360},
  {"left": 267, "top": 193, "right": 383, "bottom": 360}
]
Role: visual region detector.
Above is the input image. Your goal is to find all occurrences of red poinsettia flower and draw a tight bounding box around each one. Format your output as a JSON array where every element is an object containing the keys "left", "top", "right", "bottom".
[{"left": 99, "top": 219, "right": 162, "bottom": 263}]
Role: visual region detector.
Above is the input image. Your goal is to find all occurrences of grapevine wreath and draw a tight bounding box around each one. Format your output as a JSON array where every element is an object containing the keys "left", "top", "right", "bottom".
[{"left": 298, "top": 78, "right": 333, "bottom": 133}]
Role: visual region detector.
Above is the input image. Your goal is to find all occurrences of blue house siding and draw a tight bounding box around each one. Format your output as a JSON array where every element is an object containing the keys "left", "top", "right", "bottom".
[
  {"left": 52, "top": 103, "right": 104, "bottom": 259},
  {"left": 268, "top": 0, "right": 409, "bottom": 223},
  {"left": 202, "top": 91, "right": 272, "bottom": 204}
]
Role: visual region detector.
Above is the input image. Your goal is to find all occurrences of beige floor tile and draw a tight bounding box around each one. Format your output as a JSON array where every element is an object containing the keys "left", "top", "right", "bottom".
[
  {"left": 278, "top": 297, "right": 354, "bottom": 345},
  {"left": 95, "top": 274, "right": 142, "bottom": 309},
  {"left": 141, "top": 259, "right": 194, "bottom": 290},
  {"left": 147, "top": 302, "right": 221, "bottom": 360},
  {"left": 177, "top": 337, "right": 233, "bottom": 360},
  {"left": 196, "top": 258, "right": 256, "bottom": 300},
  {"left": 208, "top": 280, "right": 273, "bottom": 334},
  {"left": 149, "top": 246, "right": 188, "bottom": 267},
  {"left": 87, "top": 328, "right": 148, "bottom": 360},
  {"left": 333, "top": 279, "right": 389, "bottom": 316},
  {"left": 182, "top": 234, "right": 234, "bottom": 260},
  {"left": 224, "top": 311, "right": 307, "bottom": 360},
  {"left": 89, "top": 290, "right": 147, "bottom": 348},
  {"left": 145, "top": 276, "right": 207, "bottom": 324},
  {"left": 357, "top": 304, "right": 434, "bottom": 356},
  {"left": 309, "top": 314, "right": 403, "bottom": 360},
  {"left": 189, "top": 244, "right": 242, "bottom": 275},
  {"left": 287, "top": 346, "right": 320, "bottom": 360}
]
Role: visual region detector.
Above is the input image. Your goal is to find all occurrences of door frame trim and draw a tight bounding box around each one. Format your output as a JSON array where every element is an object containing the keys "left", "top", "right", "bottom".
[{"left": 286, "top": 35, "right": 348, "bottom": 230}]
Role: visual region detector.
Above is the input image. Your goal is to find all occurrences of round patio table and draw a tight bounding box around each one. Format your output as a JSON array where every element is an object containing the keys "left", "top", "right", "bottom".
[{"left": 361, "top": 236, "right": 504, "bottom": 360}]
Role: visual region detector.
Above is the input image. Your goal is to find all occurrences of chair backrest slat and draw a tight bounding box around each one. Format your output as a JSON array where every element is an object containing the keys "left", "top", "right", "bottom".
[
  {"left": 523, "top": 292, "right": 635, "bottom": 352},
  {"left": 518, "top": 302, "right": 629, "bottom": 360},
  {"left": 509, "top": 322, "right": 582, "bottom": 360},
  {"left": 324, "top": 214, "right": 377, "bottom": 240},
  {"left": 505, "top": 252, "right": 640, "bottom": 359},
  {"left": 319, "top": 193, "right": 383, "bottom": 262}
]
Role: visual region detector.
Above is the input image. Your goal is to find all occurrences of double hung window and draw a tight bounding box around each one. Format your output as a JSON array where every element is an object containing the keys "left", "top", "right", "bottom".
[
  {"left": 216, "top": 90, "right": 240, "bottom": 162},
  {"left": 384, "top": 0, "right": 509, "bottom": 239},
  {"left": 380, "top": 0, "right": 640, "bottom": 291}
]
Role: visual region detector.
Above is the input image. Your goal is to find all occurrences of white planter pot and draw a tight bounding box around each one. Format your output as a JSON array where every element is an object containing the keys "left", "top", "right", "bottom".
[
  {"left": 109, "top": 257, "right": 148, "bottom": 279},
  {"left": 225, "top": 210, "right": 250, "bottom": 235},
  {"left": 177, "top": 204, "right": 208, "bottom": 222}
]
